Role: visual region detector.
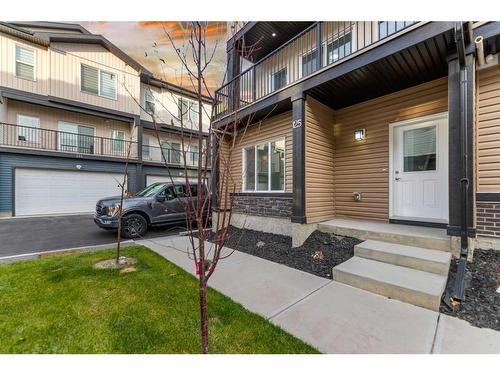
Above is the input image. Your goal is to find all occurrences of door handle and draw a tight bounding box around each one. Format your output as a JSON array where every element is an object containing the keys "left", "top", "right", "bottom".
[{"left": 395, "top": 177, "right": 401, "bottom": 181}]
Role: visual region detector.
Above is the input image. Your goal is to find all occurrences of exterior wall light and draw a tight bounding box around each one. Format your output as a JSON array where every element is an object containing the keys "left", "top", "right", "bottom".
[
  {"left": 354, "top": 128, "right": 366, "bottom": 141},
  {"left": 271, "top": 32, "right": 276, "bottom": 37}
]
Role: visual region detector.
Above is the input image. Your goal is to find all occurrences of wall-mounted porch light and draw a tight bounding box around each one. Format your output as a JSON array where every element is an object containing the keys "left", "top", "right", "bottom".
[
  {"left": 271, "top": 32, "right": 276, "bottom": 37},
  {"left": 354, "top": 128, "right": 366, "bottom": 141}
]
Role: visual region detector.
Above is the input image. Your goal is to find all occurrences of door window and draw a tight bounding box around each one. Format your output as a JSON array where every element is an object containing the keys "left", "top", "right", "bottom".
[{"left": 403, "top": 125, "right": 436, "bottom": 172}]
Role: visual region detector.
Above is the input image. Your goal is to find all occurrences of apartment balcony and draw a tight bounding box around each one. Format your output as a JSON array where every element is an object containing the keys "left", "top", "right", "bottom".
[
  {"left": 214, "top": 21, "right": 428, "bottom": 120},
  {"left": 0, "top": 122, "right": 204, "bottom": 168}
]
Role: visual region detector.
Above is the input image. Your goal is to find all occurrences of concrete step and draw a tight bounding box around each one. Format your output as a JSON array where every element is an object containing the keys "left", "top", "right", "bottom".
[
  {"left": 318, "top": 218, "right": 451, "bottom": 252},
  {"left": 355, "top": 240, "right": 452, "bottom": 276},
  {"left": 333, "top": 256, "right": 448, "bottom": 311}
]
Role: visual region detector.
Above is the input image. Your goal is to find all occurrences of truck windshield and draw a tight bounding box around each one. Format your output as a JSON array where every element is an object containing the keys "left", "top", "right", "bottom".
[{"left": 135, "top": 183, "right": 166, "bottom": 197}]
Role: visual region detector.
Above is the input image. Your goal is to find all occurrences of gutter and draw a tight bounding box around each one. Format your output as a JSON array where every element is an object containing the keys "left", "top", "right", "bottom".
[{"left": 451, "top": 21, "right": 471, "bottom": 302}]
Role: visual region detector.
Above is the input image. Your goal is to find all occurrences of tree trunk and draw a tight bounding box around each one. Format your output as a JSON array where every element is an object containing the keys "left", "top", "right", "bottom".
[{"left": 199, "top": 281, "right": 209, "bottom": 353}]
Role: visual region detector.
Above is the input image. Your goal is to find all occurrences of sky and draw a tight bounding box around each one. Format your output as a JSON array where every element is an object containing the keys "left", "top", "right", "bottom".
[{"left": 80, "top": 22, "right": 229, "bottom": 95}]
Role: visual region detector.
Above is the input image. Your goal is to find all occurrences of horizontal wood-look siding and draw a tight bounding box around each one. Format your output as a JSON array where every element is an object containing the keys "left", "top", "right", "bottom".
[
  {"left": 220, "top": 111, "right": 293, "bottom": 195},
  {"left": 0, "top": 33, "right": 50, "bottom": 95},
  {"left": 476, "top": 65, "right": 500, "bottom": 193},
  {"left": 50, "top": 43, "right": 141, "bottom": 115},
  {"left": 305, "top": 96, "right": 335, "bottom": 223},
  {"left": 332, "top": 77, "right": 448, "bottom": 222}
]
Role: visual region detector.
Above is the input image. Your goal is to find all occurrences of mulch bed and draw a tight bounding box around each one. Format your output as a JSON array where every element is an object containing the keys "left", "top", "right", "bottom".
[
  {"left": 219, "top": 226, "right": 362, "bottom": 279},
  {"left": 440, "top": 249, "right": 500, "bottom": 331}
]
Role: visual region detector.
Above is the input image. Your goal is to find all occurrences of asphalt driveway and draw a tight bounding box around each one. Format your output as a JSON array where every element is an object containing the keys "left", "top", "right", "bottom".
[{"left": 0, "top": 214, "right": 185, "bottom": 258}]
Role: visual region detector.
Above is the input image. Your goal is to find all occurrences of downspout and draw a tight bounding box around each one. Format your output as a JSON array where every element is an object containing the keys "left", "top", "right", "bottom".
[{"left": 451, "top": 21, "right": 470, "bottom": 302}]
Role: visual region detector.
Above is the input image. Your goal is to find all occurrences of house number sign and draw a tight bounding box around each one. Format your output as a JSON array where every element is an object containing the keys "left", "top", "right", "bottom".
[{"left": 292, "top": 119, "right": 302, "bottom": 129}]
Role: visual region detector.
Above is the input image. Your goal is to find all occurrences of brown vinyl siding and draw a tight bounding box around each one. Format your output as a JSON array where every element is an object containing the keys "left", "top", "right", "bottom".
[
  {"left": 332, "top": 77, "right": 448, "bottom": 222},
  {"left": 476, "top": 65, "right": 500, "bottom": 193},
  {"left": 305, "top": 96, "right": 335, "bottom": 223},
  {"left": 223, "top": 111, "right": 293, "bottom": 194}
]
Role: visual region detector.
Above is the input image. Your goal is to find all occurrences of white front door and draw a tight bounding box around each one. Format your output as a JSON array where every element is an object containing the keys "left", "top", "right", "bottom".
[{"left": 391, "top": 114, "right": 448, "bottom": 223}]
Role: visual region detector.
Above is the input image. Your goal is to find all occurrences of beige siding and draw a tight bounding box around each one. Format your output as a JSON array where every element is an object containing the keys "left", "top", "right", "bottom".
[
  {"left": 221, "top": 111, "right": 293, "bottom": 194},
  {"left": 305, "top": 96, "right": 335, "bottom": 223},
  {"left": 0, "top": 33, "right": 50, "bottom": 95},
  {"left": 476, "top": 65, "right": 500, "bottom": 193},
  {"left": 332, "top": 78, "right": 448, "bottom": 222},
  {"left": 49, "top": 43, "right": 140, "bottom": 115},
  {"left": 6, "top": 100, "right": 132, "bottom": 140},
  {"left": 139, "top": 83, "right": 211, "bottom": 132}
]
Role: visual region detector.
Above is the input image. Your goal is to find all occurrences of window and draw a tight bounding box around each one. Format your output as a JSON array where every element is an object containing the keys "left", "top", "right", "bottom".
[
  {"left": 142, "top": 136, "right": 150, "bottom": 158},
  {"left": 378, "top": 21, "right": 413, "bottom": 39},
  {"left": 243, "top": 139, "right": 285, "bottom": 192},
  {"left": 15, "top": 45, "right": 35, "bottom": 80},
  {"left": 188, "top": 144, "right": 198, "bottom": 166},
  {"left": 111, "top": 130, "right": 125, "bottom": 153},
  {"left": 271, "top": 68, "right": 287, "bottom": 91},
  {"left": 326, "top": 31, "right": 352, "bottom": 64},
  {"left": 145, "top": 90, "right": 155, "bottom": 114},
  {"left": 178, "top": 98, "right": 199, "bottom": 125},
  {"left": 17, "top": 114, "right": 40, "bottom": 143},
  {"left": 301, "top": 50, "right": 317, "bottom": 77},
  {"left": 81, "top": 64, "right": 117, "bottom": 99},
  {"left": 58, "top": 122, "right": 95, "bottom": 153},
  {"left": 403, "top": 126, "right": 437, "bottom": 172},
  {"left": 161, "top": 141, "right": 181, "bottom": 164}
]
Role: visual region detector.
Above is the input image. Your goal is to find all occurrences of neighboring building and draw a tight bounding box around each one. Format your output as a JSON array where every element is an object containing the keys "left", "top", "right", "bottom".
[
  {"left": 213, "top": 21, "right": 500, "bottom": 250},
  {"left": 0, "top": 21, "right": 211, "bottom": 217}
]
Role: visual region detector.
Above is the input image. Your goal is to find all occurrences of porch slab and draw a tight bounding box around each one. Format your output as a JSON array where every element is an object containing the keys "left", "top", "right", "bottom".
[{"left": 318, "top": 218, "right": 451, "bottom": 251}]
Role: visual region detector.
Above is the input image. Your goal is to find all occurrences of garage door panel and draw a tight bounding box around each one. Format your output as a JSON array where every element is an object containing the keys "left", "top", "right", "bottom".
[{"left": 15, "top": 169, "right": 124, "bottom": 216}]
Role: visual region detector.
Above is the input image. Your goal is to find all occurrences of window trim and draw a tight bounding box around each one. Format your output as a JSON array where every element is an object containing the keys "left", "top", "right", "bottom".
[
  {"left": 270, "top": 67, "right": 288, "bottom": 92},
  {"left": 111, "top": 129, "right": 126, "bottom": 153},
  {"left": 323, "top": 26, "right": 355, "bottom": 66},
  {"left": 16, "top": 113, "right": 40, "bottom": 143},
  {"left": 242, "top": 137, "right": 286, "bottom": 193},
  {"left": 178, "top": 97, "right": 199, "bottom": 124},
  {"left": 57, "top": 121, "right": 96, "bottom": 153},
  {"left": 15, "top": 44, "right": 36, "bottom": 81},
  {"left": 80, "top": 63, "right": 118, "bottom": 100},
  {"left": 144, "top": 90, "right": 155, "bottom": 115}
]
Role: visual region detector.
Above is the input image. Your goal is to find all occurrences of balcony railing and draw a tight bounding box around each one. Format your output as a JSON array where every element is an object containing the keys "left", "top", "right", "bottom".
[
  {"left": 0, "top": 122, "right": 205, "bottom": 168},
  {"left": 214, "top": 21, "right": 416, "bottom": 119}
]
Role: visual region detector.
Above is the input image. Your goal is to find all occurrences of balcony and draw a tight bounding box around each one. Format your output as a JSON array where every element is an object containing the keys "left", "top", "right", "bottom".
[
  {"left": 0, "top": 122, "right": 203, "bottom": 168},
  {"left": 214, "top": 21, "right": 417, "bottom": 119}
]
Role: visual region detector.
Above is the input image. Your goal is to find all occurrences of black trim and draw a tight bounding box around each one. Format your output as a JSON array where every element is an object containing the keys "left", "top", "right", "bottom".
[
  {"left": 141, "top": 120, "right": 209, "bottom": 138},
  {"left": 389, "top": 219, "right": 447, "bottom": 229},
  {"left": 231, "top": 192, "right": 292, "bottom": 198},
  {"left": 291, "top": 94, "right": 306, "bottom": 224},
  {"left": 140, "top": 75, "right": 212, "bottom": 103},
  {"left": 476, "top": 193, "right": 500, "bottom": 202},
  {"left": 9, "top": 21, "right": 91, "bottom": 35},
  {"left": 1, "top": 86, "right": 136, "bottom": 123}
]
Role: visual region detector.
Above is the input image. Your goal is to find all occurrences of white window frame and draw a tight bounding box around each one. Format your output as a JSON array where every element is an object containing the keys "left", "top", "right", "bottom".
[
  {"left": 16, "top": 114, "right": 40, "bottom": 143},
  {"left": 242, "top": 138, "right": 286, "bottom": 193},
  {"left": 144, "top": 90, "right": 155, "bottom": 115},
  {"left": 15, "top": 44, "right": 36, "bottom": 81},
  {"left": 58, "top": 121, "right": 96, "bottom": 153},
  {"left": 322, "top": 25, "right": 356, "bottom": 66},
  {"left": 111, "top": 130, "right": 126, "bottom": 153},
  {"left": 269, "top": 67, "right": 288, "bottom": 92},
  {"left": 178, "top": 97, "right": 199, "bottom": 125},
  {"left": 80, "top": 64, "right": 117, "bottom": 100},
  {"left": 142, "top": 135, "right": 150, "bottom": 159}
]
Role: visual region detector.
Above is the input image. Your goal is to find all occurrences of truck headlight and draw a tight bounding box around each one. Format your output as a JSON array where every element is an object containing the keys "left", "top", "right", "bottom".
[{"left": 106, "top": 204, "right": 121, "bottom": 217}]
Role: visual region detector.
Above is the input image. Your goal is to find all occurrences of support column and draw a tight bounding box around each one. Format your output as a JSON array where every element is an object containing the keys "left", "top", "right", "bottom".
[
  {"left": 447, "top": 55, "right": 475, "bottom": 237},
  {"left": 291, "top": 94, "right": 306, "bottom": 223},
  {"left": 210, "top": 132, "right": 219, "bottom": 211},
  {"left": 134, "top": 116, "right": 145, "bottom": 192}
]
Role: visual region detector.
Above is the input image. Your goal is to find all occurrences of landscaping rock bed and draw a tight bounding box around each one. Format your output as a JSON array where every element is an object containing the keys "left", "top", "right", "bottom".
[
  {"left": 440, "top": 249, "right": 500, "bottom": 331},
  {"left": 219, "top": 226, "right": 361, "bottom": 279}
]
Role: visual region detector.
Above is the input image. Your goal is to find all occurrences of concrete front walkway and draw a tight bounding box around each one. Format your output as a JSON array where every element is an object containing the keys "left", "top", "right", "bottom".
[{"left": 137, "top": 236, "right": 500, "bottom": 354}]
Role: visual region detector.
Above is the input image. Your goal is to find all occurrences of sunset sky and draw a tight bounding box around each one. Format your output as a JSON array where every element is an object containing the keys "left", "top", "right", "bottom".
[{"left": 80, "top": 22, "right": 229, "bottom": 95}]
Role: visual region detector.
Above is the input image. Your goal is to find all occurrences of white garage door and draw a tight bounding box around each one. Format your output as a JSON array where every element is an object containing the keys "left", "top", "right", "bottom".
[{"left": 15, "top": 168, "right": 124, "bottom": 216}]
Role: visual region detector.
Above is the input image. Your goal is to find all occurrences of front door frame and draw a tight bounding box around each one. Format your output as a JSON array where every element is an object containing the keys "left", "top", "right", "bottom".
[{"left": 388, "top": 111, "right": 449, "bottom": 223}]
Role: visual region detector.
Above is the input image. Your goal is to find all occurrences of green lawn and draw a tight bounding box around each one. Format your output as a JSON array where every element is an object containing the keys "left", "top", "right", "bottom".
[{"left": 0, "top": 246, "right": 318, "bottom": 354}]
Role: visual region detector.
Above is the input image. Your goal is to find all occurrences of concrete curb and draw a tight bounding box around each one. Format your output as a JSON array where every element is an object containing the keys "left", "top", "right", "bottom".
[{"left": 0, "top": 240, "right": 136, "bottom": 264}]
